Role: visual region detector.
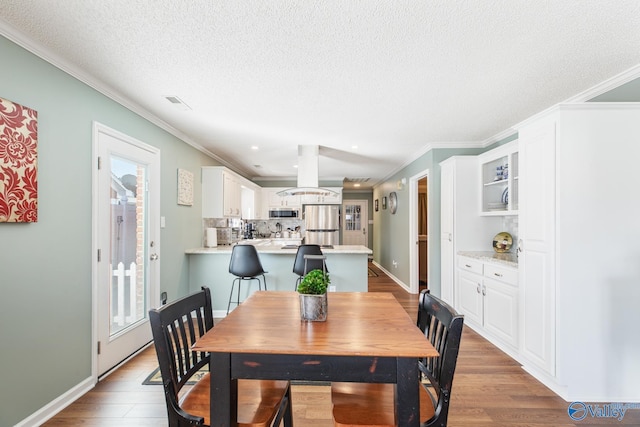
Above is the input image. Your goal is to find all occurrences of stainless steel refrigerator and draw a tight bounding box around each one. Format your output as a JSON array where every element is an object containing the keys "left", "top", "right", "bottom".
[{"left": 304, "top": 205, "right": 340, "bottom": 246}]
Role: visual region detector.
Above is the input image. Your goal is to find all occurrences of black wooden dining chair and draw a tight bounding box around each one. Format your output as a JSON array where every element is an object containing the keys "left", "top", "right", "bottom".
[
  {"left": 331, "top": 290, "right": 464, "bottom": 427},
  {"left": 149, "top": 286, "right": 293, "bottom": 427},
  {"left": 292, "top": 244, "right": 327, "bottom": 289}
]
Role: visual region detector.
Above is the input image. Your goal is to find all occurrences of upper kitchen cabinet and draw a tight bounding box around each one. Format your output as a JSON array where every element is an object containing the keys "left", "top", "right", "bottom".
[
  {"left": 300, "top": 188, "right": 342, "bottom": 205},
  {"left": 478, "top": 140, "right": 519, "bottom": 216},
  {"left": 264, "top": 188, "right": 301, "bottom": 209},
  {"left": 202, "top": 167, "right": 247, "bottom": 218},
  {"left": 241, "top": 183, "right": 263, "bottom": 220}
]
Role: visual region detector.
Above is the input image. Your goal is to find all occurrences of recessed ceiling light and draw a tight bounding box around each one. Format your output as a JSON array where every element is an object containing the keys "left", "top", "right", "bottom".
[
  {"left": 251, "top": 146, "right": 259, "bottom": 150},
  {"left": 353, "top": 183, "right": 361, "bottom": 187},
  {"left": 293, "top": 165, "right": 298, "bottom": 168},
  {"left": 352, "top": 145, "right": 358, "bottom": 150}
]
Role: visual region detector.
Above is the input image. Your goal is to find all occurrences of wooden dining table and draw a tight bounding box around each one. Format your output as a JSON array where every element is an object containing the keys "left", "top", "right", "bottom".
[{"left": 192, "top": 291, "right": 438, "bottom": 427}]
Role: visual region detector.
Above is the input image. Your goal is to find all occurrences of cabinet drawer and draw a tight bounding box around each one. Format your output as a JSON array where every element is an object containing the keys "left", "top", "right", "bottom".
[
  {"left": 484, "top": 263, "right": 518, "bottom": 286},
  {"left": 458, "top": 257, "right": 483, "bottom": 275}
]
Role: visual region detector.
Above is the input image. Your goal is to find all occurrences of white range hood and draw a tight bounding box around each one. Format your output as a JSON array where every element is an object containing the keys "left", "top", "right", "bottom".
[{"left": 277, "top": 145, "right": 339, "bottom": 197}]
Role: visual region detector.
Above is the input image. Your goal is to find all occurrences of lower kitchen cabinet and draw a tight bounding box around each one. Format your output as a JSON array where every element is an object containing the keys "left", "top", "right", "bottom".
[{"left": 457, "top": 255, "right": 518, "bottom": 352}]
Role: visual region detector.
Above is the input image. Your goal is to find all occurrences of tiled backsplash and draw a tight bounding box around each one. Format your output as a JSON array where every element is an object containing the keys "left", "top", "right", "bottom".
[{"left": 246, "top": 219, "right": 304, "bottom": 238}]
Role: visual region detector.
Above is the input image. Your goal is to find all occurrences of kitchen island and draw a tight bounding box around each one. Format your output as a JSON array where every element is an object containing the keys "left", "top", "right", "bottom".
[{"left": 186, "top": 242, "right": 372, "bottom": 316}]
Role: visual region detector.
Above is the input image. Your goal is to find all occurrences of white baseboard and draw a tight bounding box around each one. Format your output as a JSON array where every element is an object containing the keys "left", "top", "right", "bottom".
[
  {"left": 520, "top": 364, "right": 568, "bottom": 401},
  {"left": 15, "top": 376, "right": 95, "bottom": 427},
  {"left": 371, "top": 261, "right": 410, "bottom": 292},
  {"left": 213, "top": 309, "right": 228, "bottom": 319}
]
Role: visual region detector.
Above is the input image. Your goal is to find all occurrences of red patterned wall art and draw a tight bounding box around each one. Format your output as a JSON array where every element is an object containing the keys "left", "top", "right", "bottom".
[{"left": 0, "top": 97, "right": 38, "bottom": 222}]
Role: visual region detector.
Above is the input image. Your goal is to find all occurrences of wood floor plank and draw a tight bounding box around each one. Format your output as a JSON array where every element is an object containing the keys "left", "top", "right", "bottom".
[{"left": 44, "top": 262, "right": 638, "bottom": 427}]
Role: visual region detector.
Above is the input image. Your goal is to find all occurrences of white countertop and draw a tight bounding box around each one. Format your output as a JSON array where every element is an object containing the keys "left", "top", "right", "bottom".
[
  {"left": 186, "top": 244, "right": 372, "bottom": 255},
  {"left": 458, "top": 251, "right": 518, "bottom": 268}
]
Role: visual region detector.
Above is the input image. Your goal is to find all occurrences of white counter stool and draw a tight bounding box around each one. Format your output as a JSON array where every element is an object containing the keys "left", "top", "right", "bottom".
[{"left": 227, "top": 244, "right": 268, "bottom": 314}]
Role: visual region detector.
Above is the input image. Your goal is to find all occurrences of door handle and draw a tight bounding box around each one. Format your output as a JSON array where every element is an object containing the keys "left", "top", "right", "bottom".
[{"left": 150, "top": 253, "right": 159, "bottom": 261}]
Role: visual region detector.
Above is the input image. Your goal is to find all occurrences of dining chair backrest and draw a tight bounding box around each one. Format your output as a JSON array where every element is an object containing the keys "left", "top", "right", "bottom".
[
  {"left": 229, "top": 244, "right": 267, "bottom": 278},
  {"left": 149, "top": 287, "right": 213, "bottom": 426},
  {"left": 331, "top": 290, "right": 464, "bottom": 427},
  {"left": 416, "top": 289, "right": 465, "bottom": 426},
  {"left": 150, "top": 286, "right": 293, "bottom": 427}
]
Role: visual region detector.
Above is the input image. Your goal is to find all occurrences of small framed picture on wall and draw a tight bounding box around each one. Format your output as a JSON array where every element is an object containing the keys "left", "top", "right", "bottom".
[
  {"left": 375, "top": 199, "right": 379, "bottom": 211},
  {"left": 382, "top": 196, "right": 387, "bottom": 210}
]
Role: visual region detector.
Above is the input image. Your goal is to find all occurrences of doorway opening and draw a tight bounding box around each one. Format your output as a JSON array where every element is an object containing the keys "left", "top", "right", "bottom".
[
  {"left": 418, "top": 177, "right": 428, "bottom": 291},
  {"left": 409, "top": 170, "right": 429, "bottom": 294}
]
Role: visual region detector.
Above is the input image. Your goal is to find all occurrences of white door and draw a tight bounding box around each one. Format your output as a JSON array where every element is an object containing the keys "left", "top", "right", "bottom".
[
  {"left": 440, "top": 163, "right": 454, "bottom": 305},
  {"left": 518, "top": 119, "right": 556, "bottom": 376},
  {"left": 94, "top": 123, "right": 160, "bottom": 377},
  {"left": 342, "top": 200, "right": 368, "bottom": 246}
]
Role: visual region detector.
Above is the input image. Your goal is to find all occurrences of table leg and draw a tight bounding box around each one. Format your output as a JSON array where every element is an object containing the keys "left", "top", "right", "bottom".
[
  {"left": 396, "top": 357, "right": 420, "bottom": 427},
  {"left": 210, "top": 352, "right": 238, "bottom": 427}
]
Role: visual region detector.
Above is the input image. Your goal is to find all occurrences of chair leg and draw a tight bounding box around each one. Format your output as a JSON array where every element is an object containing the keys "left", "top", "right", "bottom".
[
  {"left": 227, "top": 279, "right": 235, "bottom": 314},
  {"left": 282, "top": 385, "right": 294, "bottom": 427},
  {"left": 227, "top": 278, "right": 243, "bottom": 314},
  {"left": 236, "top": 279, "right": 242, "bottom": 309}
]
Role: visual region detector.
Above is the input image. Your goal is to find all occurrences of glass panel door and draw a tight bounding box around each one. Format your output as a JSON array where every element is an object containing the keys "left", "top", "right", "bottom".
[{"left": 109, "top": 156, "right": 147, "bottom": 336}]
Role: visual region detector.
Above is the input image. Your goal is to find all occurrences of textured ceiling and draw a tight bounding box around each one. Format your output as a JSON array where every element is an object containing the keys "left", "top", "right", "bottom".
[{"left": 1, "top": 1, "right": 640, "bottom": 188}]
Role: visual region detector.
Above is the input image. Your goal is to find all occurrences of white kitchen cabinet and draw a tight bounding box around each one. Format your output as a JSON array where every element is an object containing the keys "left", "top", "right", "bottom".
[
  {"left": 202, "top": 167, "right": 245, "bottom": 218},
  {"left": 241, "top": 184, "right": 263, "bottom": 219},
  {"left": 516, "top": 103, "right": 640, "bottom": 401},
  {"left": 223, "top": 172, "right": 241, "bottom": 217},
  {"left": 517, "top": 115, "right": 556, "bottom": 378},
  {"left": 440, "top": 157, "right": 500, "bottom": 306},
  {"left": 300, "top": 187, "right": 342, "bottom": 205},
  {"left": 457, "top": 255, "right": 518, "bottom": 351},
  {"left": 478, "top": 140, "right": 519, "bottom": 215},
  {"left": 265, "top": 188, "right": 301, "bottom": 209},
  {"left": 457, "top": 258, "right": 483, "bottom": 325}
]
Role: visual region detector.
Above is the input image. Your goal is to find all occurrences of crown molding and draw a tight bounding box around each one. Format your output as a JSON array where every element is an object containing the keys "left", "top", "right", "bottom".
[
  {"left": 0, "top": 20, "right": 254, "bottom": 176},
  {"left": 565, "top": 63, "right": 640, "bottom": 103}
]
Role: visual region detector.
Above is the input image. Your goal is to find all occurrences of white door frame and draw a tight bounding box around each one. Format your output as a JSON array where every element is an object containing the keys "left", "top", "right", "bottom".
[
  {"left": 409, "top": 169, "right": 429, "bottom": 295},
  {"left": 91, "top": 122, "right": 161, "bottom": 380}
]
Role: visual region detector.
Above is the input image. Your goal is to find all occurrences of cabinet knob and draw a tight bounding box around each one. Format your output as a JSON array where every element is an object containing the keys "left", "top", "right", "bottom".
[
  {"left": 494, "top": 272, "right": 503, "bottom": 277},
  {"left": 476, "top": 284, "right": 481, "bottom": 293},
  {"left": 482, "top": 285, "right": 486, "bottom": 296}
]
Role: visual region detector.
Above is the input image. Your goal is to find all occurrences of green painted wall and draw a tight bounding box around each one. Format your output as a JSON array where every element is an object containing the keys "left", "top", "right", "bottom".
[
  {"left": 0, "top": 36, "right": 220, "bottom": 426},
  {"left": 373, "top": 147, "right": 484, "bottom": 295}
]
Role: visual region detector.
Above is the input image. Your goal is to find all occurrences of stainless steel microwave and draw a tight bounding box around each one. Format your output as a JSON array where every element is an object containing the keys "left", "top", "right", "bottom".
[{"left": 269, "top": 209, "right": 300, "bottom": 218}]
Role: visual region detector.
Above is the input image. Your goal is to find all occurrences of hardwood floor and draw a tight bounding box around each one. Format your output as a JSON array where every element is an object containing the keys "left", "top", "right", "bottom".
[{"left": 43, "top": 263, "right": 640, "bottom": 426}]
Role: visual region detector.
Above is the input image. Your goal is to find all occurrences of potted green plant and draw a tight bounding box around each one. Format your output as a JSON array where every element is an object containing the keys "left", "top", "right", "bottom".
[{"left": 297, "top": 269, "right": 330, "bottom": 321}]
